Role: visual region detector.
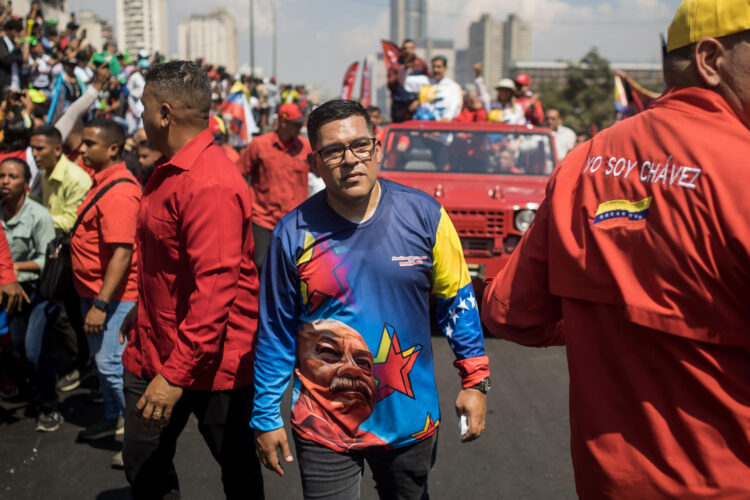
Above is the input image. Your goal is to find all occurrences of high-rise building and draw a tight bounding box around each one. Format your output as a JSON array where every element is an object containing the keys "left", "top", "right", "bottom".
[
  {"left": 79, "top": 10, "right": 115, "bottom": 51},
  {"left": 390, "top": 0, "right": 427, "bottom": 44},
  {"left": 503, "top": 14, "right": 532, "bottom": 77},
  {"left": 469, "top": 14, "right": 504, "bottom": 87},
  {"left": 116, "top": 0, "right": 167, "bottom": 55},
  {"left": 177, "top": 8, "right": 238, "bottom": 73}
]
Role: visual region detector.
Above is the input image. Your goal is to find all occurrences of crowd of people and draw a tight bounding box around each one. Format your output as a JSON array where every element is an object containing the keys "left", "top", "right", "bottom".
[{"left": 0, "top": 0, "right": 748, "bottom": 499}]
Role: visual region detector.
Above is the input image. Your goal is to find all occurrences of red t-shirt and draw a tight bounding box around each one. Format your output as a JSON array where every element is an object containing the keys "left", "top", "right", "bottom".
[
  {"left": 236, "top": 131, "right": 311, "bottom": 230},
  {"left": 123, "top": 129, "right": 259, "bottom": 390},
  {"left": 70, "top": 162, "right": 140, "bottom": 301},
  {"left": 482, "top": 87, "right": 750, "bottom": 497}
]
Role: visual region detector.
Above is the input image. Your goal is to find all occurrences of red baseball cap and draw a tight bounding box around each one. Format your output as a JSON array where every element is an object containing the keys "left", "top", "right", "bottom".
[
  {"left": 278, "top": 103, "right": 306, "bottom": 123},
  {"left": 514, "top": 73, "right": 531, "bottom": 86}
]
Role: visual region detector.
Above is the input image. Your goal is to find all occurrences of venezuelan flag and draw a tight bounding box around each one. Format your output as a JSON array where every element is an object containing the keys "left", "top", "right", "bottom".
[{"left": 592, "top": 196, "right": 652, "bottom": 228}]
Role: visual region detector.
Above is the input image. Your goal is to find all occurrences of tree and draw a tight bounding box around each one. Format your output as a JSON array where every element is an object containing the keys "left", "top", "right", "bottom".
[{"left": 539, "top": 48, "right": 615, "bottom": 134}]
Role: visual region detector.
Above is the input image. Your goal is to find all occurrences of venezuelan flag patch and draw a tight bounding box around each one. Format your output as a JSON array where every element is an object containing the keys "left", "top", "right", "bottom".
[{"left": 592, "top": 196, "right": 652, "bottom": 229}]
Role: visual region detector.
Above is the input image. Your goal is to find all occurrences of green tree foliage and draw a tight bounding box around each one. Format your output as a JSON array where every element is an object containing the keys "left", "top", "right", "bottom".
[{"left": 538, "top": 47, "right": 615, "bottom": 134}]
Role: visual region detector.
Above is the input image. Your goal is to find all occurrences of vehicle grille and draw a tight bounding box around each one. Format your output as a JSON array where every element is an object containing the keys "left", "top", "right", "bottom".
[
  {"left": 447, "top": 209, "right": 506, "bottom": 236},
  {"left": 460, "top": 238, "right": 493, "bottom": 253}
]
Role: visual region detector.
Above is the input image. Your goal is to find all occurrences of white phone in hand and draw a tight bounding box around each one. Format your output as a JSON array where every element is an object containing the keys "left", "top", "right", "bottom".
[{"left": 459, "top": 413, "right": 468, "bottom": 438}]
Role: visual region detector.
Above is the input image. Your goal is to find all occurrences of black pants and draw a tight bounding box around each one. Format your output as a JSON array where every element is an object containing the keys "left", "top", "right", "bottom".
[
  {"left": 293, "top": 430, "right": 438, "bottom": 500},
  {"left": 123, "top": 371, "right": 264, "bottom": 499}
]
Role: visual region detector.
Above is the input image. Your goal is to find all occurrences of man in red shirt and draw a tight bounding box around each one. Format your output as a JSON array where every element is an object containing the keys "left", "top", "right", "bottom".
[
  {"left": 119, "top": 61, "right": 263, "bottom": 498},
  {"left": 236, "top": 102, "right": 310, "bottom": 270},
  {"left": 513, "top": 73, "right": 544, "bottom": 126},
  {"left": 70, "top": 118, "right": 140, "bottom": 446},
  {"left": 482, "top": 1, "right": 750, "bottom": 497}
]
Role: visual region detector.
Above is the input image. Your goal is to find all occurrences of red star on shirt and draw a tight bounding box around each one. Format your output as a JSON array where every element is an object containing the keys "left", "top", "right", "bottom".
[
  {"left": 411, "top": 413, "right": 440, "bottom": 441},
  {"left": 297, "top": 234, "right": 352, "bottom": 313},
  {"left": 372, "top": 324, "right": 422, "bottom": 400}
]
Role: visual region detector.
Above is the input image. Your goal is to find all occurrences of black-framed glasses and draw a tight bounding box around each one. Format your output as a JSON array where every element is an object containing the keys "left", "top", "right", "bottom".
[{"left": 316, "top": 137, "right": 376, "bottom": 167}]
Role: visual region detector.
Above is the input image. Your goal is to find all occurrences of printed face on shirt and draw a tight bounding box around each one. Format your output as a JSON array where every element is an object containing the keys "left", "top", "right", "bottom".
[
  {"left": 313, "top": 115, "right": 382, "bottom": 209},
  {"left": 0, "top": 160, "right": 28, "bottom": 200},
  {"left": 296, "top": 319, "right": 377, "bottom": 413}
]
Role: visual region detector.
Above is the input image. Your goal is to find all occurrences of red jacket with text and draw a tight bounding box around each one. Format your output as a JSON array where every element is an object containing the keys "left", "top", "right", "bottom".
[
  {"left": 122, "top": 129, "right": 260, "bottom": 391},
  {"left": 482, "top": 87, "right": 750, "bottom": 498}
]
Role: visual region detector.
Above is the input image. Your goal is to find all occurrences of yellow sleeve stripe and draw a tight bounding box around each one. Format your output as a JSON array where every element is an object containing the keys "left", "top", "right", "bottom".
[{"left": 431, "top": 207, "right": 471, "bottom": 299}]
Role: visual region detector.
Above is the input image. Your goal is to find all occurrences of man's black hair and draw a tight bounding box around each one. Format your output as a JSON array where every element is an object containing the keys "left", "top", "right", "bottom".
[
  {"left": 4, "top": 19, "right": 24, "bottom": 32},
  {"left": 144, "top": 60, "right": 211, "bottom": 114},
  {"left": 431, "top": 55, "right": 447, "bottom": 66},
  {"left": 85, "top": 118, "right": 126, "bottom": 157},
  {"left": 366, "top": 105, "right": 381, "bottom": 114},
  {"left": 0, "top": 157, "right": 32, "bottom": 182},
  {"left": 402, "top": 38, "right": 415, "bottom": 46},
  {"left": 138, "top": 139, "right": 157, "bottom": 151},
  {"left": 307, "top": 100, "right": 374, "bottom": 150},
  {"left": 30, "top": 124, "right": 62, "bottom": 145}
]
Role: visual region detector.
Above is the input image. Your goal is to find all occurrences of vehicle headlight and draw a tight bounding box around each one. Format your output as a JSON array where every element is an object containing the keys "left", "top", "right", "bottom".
[{"left": 514, "top": 209, "right": 536, "bottom": 232}]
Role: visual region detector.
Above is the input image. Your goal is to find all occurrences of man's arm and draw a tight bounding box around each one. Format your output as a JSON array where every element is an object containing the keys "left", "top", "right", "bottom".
[
  {"left": 0, "top": 225, "right": 29, "bottom": 312},
  {"left": 430, "top": 207, "right": 489, "bottom": 442},
  {"left": 53, "top": 172, "right": 91, "bottom": 233},
  {"left": 82, "top": 244, "right": 133, "bottom": 336},
  {"left": 481, "top": 196, "right": 564, "bottom": 346},
  {"left": 236, "top": 140, "right": 258, "bottom": 183},
  {"left": 251, "top": 229, "right": 301, "bottom": 476}
]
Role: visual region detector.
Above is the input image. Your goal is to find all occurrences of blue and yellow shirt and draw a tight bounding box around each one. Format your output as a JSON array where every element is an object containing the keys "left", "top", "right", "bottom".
[{"left": 251, "top": 179, "right": 488, "bottom": 451}]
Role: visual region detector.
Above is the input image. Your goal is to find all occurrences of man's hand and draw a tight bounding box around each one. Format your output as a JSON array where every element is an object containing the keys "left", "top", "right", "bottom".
[
  {"left": 474, "top": 62, "right": 483, "bottom": 78},
  {"left": 135, "top": 373, "right": 183, "bottom": 427},
  {"left": 455, "top": 388, "right": 487, "bottom": 443},
  {"left": 254, "top": 428, "right": 293, "bottom": 476},
  {"left": 119, "top": 304, "right": 137, "bottom": 344},
  {"left": 83, "top": 306, "right": 107, "bottom": 336},
  {"left": 0, "top": 282, "right": 29, "bottom": 313}
]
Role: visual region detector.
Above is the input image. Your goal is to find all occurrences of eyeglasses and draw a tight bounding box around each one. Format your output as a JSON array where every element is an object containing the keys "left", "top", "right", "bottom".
[{"left": 317, "top": 137, "right": 376, "bottom": 167}]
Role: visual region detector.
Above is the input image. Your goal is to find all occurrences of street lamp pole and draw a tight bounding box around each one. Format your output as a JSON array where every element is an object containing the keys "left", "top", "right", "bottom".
[
  {"left": 271, "top": 0, "right": 277, "bottom": 79},
  {"left": 250, "top": 0, "right": 255, "bottom": 77}
]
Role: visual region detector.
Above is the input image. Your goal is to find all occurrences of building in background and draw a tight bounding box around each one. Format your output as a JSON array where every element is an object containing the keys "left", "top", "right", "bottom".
[
  {"left": 79, "top": 10, "right": 114, "bottom": 51},
  {"left": 11, "top": 0, "right": 65, "bottom": 24},
  {"left": 116, "top": 0, "right": 167, "bottom": 55},
  {"left": 178, "top": 8, "right": 238, "bottom": 73},
  {"left": 390, "top": 0, "right": 427, "bottom": 44},
  {"left": 468, "top": 13, "right": 504, "bottom": 88},
  {"left": 509, "top": 60, "right": 664, "bottom": 89},
  {"left": 502, "top": 14, "right": 532, "bottom": 77}
]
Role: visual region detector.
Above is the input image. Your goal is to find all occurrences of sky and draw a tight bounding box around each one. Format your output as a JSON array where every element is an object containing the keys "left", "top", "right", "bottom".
[{"left": 66, "top": 0, "right": 682, "bottom": 97}]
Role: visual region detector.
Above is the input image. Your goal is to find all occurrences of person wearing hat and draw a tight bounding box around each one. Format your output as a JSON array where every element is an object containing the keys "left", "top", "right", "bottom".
[
  {"left": 513, "top": 73, "right": 544, "bottom": 126},
  {"left": 482, "top": 0, "right": 750, "bottom": 497},
  {"left": 489, "top": 78, "right": 525, "bottom": 125},
  {"left": 235, "top": 102, "right": 311, "bottom": 270}
]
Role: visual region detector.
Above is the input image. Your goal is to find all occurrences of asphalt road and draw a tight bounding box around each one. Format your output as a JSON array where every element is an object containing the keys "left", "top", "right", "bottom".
[{"left": 0, "top": 337, "right": 575, "bottom": 499}]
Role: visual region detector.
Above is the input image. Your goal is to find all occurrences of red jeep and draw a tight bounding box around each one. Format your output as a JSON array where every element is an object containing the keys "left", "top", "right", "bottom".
[{"left": 378, "top": 121, "right": 557, "bottom": 282}]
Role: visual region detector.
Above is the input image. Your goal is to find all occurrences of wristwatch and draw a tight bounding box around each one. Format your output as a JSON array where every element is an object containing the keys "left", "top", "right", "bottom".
[
  {"left": 468, "top": 377, "right": 491, "bottom": 395},
  {"left": 93, "top": 299, "right": 109, "bottom": 312}
]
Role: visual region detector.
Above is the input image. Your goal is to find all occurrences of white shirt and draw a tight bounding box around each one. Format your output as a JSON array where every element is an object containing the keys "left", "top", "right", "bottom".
[{"left": 552, "top": 125, "right": 577, "bottom": 161}]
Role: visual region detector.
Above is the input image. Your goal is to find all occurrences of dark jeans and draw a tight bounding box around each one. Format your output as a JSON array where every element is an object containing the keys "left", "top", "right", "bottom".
[
  {"left": 293, "top": 430, "right": 438, "bottom": 500},
  {"left": 251, "top": 223, "right": 273, "bottom": 272},
  {"left": 7, "top": 282, "right": 61, "bottom": 412},
  {"left": 122, "top": 371, "right": 264, "bottom": 499},
  {"left": 54, "top": 290, "right": 90, "bottom": 373}
]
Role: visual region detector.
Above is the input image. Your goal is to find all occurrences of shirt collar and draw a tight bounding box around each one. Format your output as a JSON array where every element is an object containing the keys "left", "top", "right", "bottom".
[
  {"left": 0, "top": 196, "right": 31, "bottom": 227},
  {"left": 92, "top": 162, "right": 127, "bottom": 186},
  {"left": 654, "top": 86, "right": 743, "bottom": 124},
  {"left": 156, "top": 129, "right": 214, "bottom": 171},
  {"left": 48, "top": 154, "right": 71, "bottom": 183},
  {"left": 271, "top": 131, "right": 300, "bottom": 151}
]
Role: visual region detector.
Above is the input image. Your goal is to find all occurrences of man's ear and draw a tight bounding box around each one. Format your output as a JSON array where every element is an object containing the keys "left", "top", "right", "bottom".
[
  {"left": 160, "top": 102, "right": 172, "bottom": 128},
  {"left": 694, "top": 37, "right": 724, "bottom": 88},
  {"left": 307, "top": 152, "right": 319, "bottom": 176}
]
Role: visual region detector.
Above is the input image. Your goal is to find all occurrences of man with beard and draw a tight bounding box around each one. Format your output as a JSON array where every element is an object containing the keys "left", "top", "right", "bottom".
[{"left": 292, "top": 319, "right": 384, "bottom": 451}]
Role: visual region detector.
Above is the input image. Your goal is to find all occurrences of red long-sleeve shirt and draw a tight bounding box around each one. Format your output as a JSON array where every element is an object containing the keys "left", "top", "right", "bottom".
[
  {"left": 482, "top": 87, "right": 750, "bottom": 498},
  {"left": 122, "top": 129, "right": 260, "bottom": 390}
]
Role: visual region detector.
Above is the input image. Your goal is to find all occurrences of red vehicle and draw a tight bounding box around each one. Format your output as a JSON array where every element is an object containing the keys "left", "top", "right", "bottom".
[{"left": 378, "top": 121, "right": 557, "bottom": 282}]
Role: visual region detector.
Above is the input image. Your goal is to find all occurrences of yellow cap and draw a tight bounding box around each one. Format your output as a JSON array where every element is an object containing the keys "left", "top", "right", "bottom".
[{"left": 668, "top": 0, "right": 750, "bottom": 52}]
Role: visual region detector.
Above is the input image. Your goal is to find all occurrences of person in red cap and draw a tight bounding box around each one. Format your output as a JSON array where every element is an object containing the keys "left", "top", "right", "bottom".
[
  {"left": 513, "top": 73, "right": 544, "bottom": 126},
  {"left": 482, "top": 0, "right": 750, "bottom": 497},
  {"left": 236, "top": 102, "right": 311, "bottom": 270}
]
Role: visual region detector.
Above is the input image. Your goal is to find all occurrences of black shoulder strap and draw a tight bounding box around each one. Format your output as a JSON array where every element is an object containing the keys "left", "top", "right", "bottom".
[{"left": 70, "top": 178, "right": 137, "bottom": 236}]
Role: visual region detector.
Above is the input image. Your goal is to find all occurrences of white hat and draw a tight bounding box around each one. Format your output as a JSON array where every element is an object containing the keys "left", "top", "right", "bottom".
[{"left": 495, "top": 78, "right": 516, "bottom": 90}]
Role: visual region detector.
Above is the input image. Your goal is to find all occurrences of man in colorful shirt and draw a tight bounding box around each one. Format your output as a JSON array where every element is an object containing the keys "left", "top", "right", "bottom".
[
  {"left": 482, "top": 1, "right": 750, "bottom": 497},
  {"left": 252, "top": 100, "right": 490, "bottom": 498}
]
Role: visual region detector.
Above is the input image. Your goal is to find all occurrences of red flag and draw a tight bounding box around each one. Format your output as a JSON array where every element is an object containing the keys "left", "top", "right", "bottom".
[
  {"left": 341, "top": 61, "right": 359, "bottom": 100},
  {"left": 360, "top": 58, "right": 371, "bottom": 108},
  {"left": 381, "top": 40, "right": 401, "bottom": 73}
]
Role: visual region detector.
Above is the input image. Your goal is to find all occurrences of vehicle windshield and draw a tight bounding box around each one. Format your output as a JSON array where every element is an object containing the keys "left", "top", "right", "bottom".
[{"left": 381, "top": 129, "right": 555, "bottom": 176}]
